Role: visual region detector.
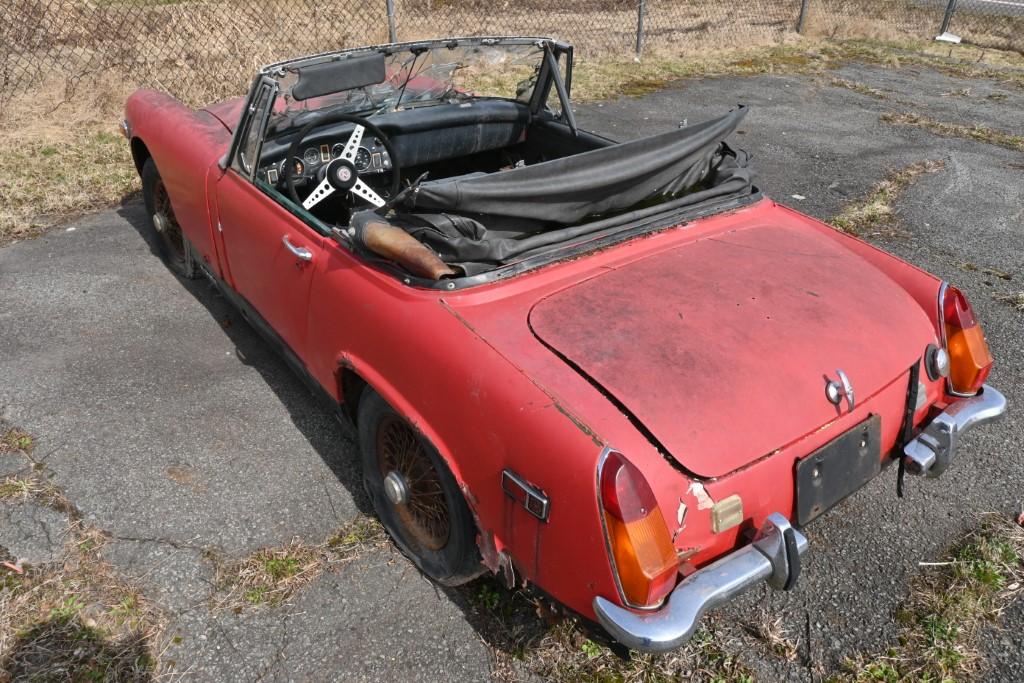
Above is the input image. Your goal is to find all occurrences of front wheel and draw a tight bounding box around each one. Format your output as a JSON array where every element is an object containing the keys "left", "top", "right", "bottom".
[
  {"left": 141, "top": 158, "right": 197, "bottom": 279},
  {"left": 358, "top": 389, "right": 482, "bottom": 585}
]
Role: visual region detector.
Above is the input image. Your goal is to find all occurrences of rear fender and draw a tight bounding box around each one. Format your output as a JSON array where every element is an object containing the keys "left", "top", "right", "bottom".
[
  {"left": 777, "top": 203, "right": 943, "bottom": 328},
  {"left": 334, "top": 351, "right": 470, "bottom": 490}
]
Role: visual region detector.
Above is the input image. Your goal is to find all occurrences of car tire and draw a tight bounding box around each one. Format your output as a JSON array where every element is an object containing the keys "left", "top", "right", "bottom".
[
  {"left": 141, "top": 158, "right": 198, "bottom": 279},
  {"left": 358, "top": 389, "right": 482, "bottom": 585}
]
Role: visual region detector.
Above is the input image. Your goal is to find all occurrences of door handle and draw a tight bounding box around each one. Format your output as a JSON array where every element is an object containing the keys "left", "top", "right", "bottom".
[{"left": 282, "top": 235, "right": 313, "bottom": 262}]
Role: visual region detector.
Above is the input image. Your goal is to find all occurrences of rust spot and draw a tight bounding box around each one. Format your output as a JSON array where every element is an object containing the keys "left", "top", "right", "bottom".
[{"left": 165, "top": 465, "right": 205, "bottom": 493}]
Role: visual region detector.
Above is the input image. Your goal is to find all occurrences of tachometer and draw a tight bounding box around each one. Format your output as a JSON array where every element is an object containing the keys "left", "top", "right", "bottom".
[
  {"left": 289, "top": 158, "right": 305, "bottom": 177},
  {"left": 303, "top": 147, "right": 321, "bottom": 166},
  {"left": 354, "top": 147, "right": 372, "bottom": 172}
]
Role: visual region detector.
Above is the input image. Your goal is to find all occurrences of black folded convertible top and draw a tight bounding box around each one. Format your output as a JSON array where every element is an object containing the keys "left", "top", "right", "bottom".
[{"left": 370, "top": 107, "right": 753, "bottom": 276}]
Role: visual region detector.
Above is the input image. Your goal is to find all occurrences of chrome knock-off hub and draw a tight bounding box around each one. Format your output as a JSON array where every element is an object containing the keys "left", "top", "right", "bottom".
[{"left": 383, "top": 470, "right": 410, "bottom": 506}]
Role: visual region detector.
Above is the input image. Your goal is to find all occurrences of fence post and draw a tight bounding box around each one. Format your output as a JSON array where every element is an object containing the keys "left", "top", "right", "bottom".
[
  {"left": 797, "top": 0, "right": 810, "bottom": 33},
  {"left": 938, "top": 0, "right": 959, "bottom": 36},
  {"left": 635, "top": 0, "right": 646, "bottom": 58},
  {"left": 385, "top": 0, "right": 397, "bottom": 43}
]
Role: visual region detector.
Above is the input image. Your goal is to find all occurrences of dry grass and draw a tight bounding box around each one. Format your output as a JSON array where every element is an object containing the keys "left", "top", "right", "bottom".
[
  {"left": 830, "top": 159, "right": 946, "bottom": 238},
  {"left": 746, "top": 612, "right": 800, "bottom": 662},
  {"left": 959, "top": 261, "right": 1014, "bottom": 281},
  {"left": 0, "top": 474, "right": 78, "bottom": 519},
  {"left": 882, "top": 112, "right": 1024, "bottom": 153},
  {"left": 210, "top": 516, "right": 387, "bottom": 610},
  {"left": 0, "top": 432, "right": 166, "bottom": 681},
  {"left": 828, "top": 76, "right": 888, "bottom": 99},
  {"left": 993, "top": 292, "right": 1024, "bottom": 312},
  {"left": 839, "top": 514, "right": 1024, "bottom": 682},
  {"left": 0, "top": 75, "right": 137, "bottom": 246},
  {"left": 0, "top": 520, "right": 164, "bottom": 682},
  {"left": 0, "top": 427, "right": 35, "bottom": 455},
  {"left": 466, "top": 576, "right": 753, "bottom": 682}
]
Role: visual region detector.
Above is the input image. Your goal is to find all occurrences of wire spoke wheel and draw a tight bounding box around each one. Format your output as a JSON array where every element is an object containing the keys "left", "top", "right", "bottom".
[
  {"left": 152, "top": 177, "right": 186, "bottom": 265},
  {"left": 375, "top": 414, "right": 450, "bottom": 551}
]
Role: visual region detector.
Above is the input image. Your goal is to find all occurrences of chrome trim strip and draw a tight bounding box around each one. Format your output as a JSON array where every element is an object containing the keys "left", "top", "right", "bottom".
[
  {"left": 903, "top": 383, "right": 1007, "bottom": 477},
  {"left": 593, "top": 512, "right": 808, "bottom": 652},
  {"left": 937, "top": 281, "right": 977, "bottom": 398}
]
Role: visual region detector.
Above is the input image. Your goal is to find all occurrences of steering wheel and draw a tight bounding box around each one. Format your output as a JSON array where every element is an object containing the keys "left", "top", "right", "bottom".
[{"left": 285, "top": 112, "right": 401, "bottom": 213}]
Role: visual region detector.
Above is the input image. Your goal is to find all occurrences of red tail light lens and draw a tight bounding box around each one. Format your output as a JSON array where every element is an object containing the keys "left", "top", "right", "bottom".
[
  {"left": 941, "top": 285, "right": 993, "bottom": 396},
  {"left": 599, "top": 451, "right": 679, "bottom": 608}
]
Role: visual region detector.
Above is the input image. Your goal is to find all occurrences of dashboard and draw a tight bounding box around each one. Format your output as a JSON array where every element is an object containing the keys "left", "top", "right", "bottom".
[
  {"left": 262, "top": 135, "right": 392, "bottom": 187},
  {"left": 257, "top": 99, "right": 535, "bottom": 197}
]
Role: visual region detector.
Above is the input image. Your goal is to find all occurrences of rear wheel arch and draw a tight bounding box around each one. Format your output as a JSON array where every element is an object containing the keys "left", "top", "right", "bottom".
[
  {"left": 333, "top": 357, "right": 469, "bottom": 489},
  {"left": 130, "top": 137, "right": 151, "bottom": 175}
]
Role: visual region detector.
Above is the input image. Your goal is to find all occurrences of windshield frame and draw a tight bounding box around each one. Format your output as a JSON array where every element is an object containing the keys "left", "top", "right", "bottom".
[{"left": 227, "top": 36, "right": 573, "bottom": 184}]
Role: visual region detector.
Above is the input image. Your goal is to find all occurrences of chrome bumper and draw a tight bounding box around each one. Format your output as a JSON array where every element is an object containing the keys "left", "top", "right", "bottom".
[
  {"left": 903, "top": 384, "right": 1006, "bottom": 477},
  {"left": 593, "top": 512, "right": 807, "bottom": 653}
]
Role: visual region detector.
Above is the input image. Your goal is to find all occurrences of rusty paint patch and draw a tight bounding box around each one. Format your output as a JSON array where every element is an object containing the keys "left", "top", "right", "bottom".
[
  {"left": 688, "top": 481, "right": 715, "bottom": 510},
  {"left": 461, "top": 482, "right": 501, "bottom": 573}
]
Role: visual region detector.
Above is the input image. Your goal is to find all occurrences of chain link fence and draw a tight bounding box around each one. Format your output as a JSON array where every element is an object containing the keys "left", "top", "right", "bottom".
[{"left": 1, "top": 0, "right": 1021, "bottom": 112}]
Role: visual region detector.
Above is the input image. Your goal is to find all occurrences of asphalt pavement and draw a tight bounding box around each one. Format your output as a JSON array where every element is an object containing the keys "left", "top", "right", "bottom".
[{"left": 1, "top": 59, "right": 1022, "bottom": 680}]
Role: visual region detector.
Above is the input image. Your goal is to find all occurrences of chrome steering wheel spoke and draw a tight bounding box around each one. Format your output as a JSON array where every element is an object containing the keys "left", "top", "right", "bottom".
[
  {"left": 351, "top": 179, "right": 385, "bottom": 208},
  {"left": 339, "top": 124, "right": 365, "bottom": 163},
  {"left": 303, "top": 176, "right": 336, "bottom": 210}
]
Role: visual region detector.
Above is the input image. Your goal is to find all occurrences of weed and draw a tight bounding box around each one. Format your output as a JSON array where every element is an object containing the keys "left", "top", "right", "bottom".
[
  {"left": 477, "top": 583, "right": 502, "bottom": 612},
  {"left": 0, "top": 427, "right": 34, "bottom": 454},
  {"left": 0, "top": 518, "right": 163, "bottom": 679},
  {"left": 830, "top": 159, "right": 946, "bottom": 237},
  {"left": 993, "top": 292, "right": 1024, "bottom": 312},
  {"left": 0, "top": 474, "right": 80, "bottom": 518},
  {"left": 263, "top": 556, "right": 302, "bottom": 581},
  {"left": 212, "top": 515, "right": 387, "bottom": 611},
  {"left": 882, "top": 112, "right": 1024, "bottom": 152},
  {"left": 829, "top": 77, "right": 888, "bottom": 99},
  {"left": 841, "top": 513, "right": 1024, "bottom": 681}
]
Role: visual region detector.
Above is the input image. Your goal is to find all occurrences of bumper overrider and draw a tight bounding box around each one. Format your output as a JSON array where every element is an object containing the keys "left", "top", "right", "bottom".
[{"left": 594, "top": 384, "right": 1006, "bottom": 653}]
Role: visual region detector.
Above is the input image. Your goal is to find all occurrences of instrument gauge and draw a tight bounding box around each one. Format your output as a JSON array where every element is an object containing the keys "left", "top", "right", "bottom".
[
  {"left": 303, "top": 147, "right": 321, "bottom": 166},
  {"left": 331, "top": 143, "right": 345, "bottom": 159},
  {"left": 354, "top": 147, "right": 372, "bottom": 172},
  {"left": 289, "top": 158, "right": 305, "bottom": 177}
]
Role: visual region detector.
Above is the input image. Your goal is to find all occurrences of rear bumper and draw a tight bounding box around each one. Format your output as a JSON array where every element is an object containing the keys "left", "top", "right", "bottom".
[
  {"left": 593, "top": 513, "right": 807, "bottom": 653},
  {"left": 903, "top": 384, "right": 1006, "bottom": 477},
  {"left": 593, "top": 385, "right": 1005, "bottom": 653}
]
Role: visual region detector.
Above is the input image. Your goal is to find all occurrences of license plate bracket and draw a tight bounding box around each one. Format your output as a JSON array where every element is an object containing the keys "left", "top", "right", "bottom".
[{"left": 795, "top": 415, "right": 881, "bottom": 526}]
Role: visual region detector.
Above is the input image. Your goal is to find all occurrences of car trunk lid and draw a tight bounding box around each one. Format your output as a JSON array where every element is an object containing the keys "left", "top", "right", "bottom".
[{"left": 528, "top": 222, "right": 934, "bottom": 478}]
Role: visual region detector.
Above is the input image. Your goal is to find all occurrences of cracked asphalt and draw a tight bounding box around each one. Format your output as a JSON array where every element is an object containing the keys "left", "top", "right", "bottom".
[{"left": 1, "top": 58, "right": 1022, "bottom": 680}]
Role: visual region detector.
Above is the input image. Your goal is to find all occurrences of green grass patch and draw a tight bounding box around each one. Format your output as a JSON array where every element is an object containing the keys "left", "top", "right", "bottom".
[
  {"left": 840, "top": 514, "right": 1024, "bottom": 681},
  {"left": 830, "top": 159, "right": 946, "bottom": 238},
  {"left": 882, "top": 112, "right": 1024, "bottom": 152}
]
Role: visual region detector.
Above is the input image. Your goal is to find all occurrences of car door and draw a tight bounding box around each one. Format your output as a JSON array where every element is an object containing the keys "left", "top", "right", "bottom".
[
  {"left": 215, "top": 78, "right": 324, "bottom": 359},
  {"left": 216, "top": 172, "right": 324, "bottom": 358}
]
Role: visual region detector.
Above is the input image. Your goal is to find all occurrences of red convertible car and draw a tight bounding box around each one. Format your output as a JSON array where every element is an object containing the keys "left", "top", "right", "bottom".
[{"left": 122, "top": 37, "right": 1005, "bottom": 651}]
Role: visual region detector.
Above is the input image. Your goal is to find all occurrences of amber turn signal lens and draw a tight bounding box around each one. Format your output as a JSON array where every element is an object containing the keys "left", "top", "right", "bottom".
[
  {"left": 942, "top": 285, "right": 993, "bottom": 395},
  {"left": 599, "top": 452, "right": 679, "bottom": 607}
]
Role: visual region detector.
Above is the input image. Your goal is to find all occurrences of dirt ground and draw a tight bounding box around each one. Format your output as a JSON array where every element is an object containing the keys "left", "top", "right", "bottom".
[{"left": 1, "top": 52, "right": 1022, "bottom": 680}]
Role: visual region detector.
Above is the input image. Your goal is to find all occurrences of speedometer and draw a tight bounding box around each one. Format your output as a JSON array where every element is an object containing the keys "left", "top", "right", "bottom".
[
  {"left": 303, "top": 147, "right": 320, "bottom": 166},
  {"left": 354, "top": 147, "right": 372, "bottom": 171}
]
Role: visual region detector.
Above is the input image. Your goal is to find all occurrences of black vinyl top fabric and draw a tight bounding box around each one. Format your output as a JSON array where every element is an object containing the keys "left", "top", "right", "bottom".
[{"left": 369, "top": 107, "right": 754, "bottom": 276}]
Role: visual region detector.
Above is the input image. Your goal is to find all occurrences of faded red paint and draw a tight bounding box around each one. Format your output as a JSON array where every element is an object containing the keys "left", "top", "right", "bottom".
[{"left": 125, "top": 90, "right": 956, "bottom": 625}]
